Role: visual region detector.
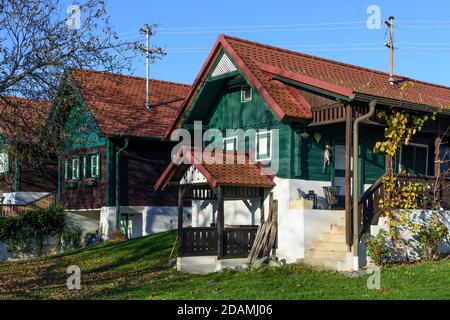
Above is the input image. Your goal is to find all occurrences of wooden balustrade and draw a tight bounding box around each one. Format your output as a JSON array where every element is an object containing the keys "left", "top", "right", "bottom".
[
  {"left": 223, "top": 226, "right": 258, "bottom": 258},
  {"left": 181, "top": 225, "right": 258, "bottom": 258}
]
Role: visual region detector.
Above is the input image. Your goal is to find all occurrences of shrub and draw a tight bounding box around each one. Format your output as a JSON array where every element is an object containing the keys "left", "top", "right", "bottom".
[
  {"left": 0, "top": 207, "right": 66, "bottom": 255},
  {"left": 366, "top": 231, "right": 395, "bottom": 267},
  {"left": 108, "top": 229, "right": 127, "bottom": 243},
  {"left": 416, "top": 215, "right": 448, "bottom": 261},
  {"left": 0, "top": 206, "right": 82, "bottom": 256}
]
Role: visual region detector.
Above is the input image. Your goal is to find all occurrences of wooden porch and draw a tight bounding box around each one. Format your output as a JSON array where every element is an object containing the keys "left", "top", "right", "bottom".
[{"left": 178, "top": 184, "right": 267, "bottom": 260}]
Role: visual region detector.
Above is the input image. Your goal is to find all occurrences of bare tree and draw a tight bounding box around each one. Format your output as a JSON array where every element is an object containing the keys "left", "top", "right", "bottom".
[{"left": 0, "top": 0, "right": 164, "bottom": 169}]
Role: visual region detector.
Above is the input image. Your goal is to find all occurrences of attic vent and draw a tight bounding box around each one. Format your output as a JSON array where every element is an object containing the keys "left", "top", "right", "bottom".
[{"left": 211, "top": 53, "right": 237, "bottom": 77}]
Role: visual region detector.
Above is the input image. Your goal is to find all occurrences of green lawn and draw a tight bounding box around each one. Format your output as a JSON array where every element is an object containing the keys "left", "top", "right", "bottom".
[{"left": 0, "top": 231, "right": 449, "bottom": 300}]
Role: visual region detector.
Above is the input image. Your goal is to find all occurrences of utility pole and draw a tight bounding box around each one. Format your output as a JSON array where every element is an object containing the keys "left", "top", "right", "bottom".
[
  {"left": 141, "top": 24, "right": 151, "bottom": 111},
  {"left": 385, "top": 16, "right": 395, "bottom": 85}
]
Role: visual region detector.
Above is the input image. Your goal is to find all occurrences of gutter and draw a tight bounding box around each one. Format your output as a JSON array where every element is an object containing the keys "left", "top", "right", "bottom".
[
  {"left": 352, "top": 99, "right": 377, "bottom": 271},
  {"left": 115, "top": 137, "right": 129, "bottom": 232}
]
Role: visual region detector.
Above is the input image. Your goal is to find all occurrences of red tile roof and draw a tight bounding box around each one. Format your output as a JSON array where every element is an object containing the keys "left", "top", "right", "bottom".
[
  {"left": 69, "top": 69, "right": 191, "bottom": 139},
  {"left": 173, "top": 35, "right": 450, "bottom": 128},
  {"left": 155, "top": 147, "right": 275, "bottom": 190},
  {"left": 0, "top": 97, "right": 50, "bottom": 143}
]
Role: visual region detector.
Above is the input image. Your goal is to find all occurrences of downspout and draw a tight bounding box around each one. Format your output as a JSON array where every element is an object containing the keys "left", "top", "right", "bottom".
[
  {"left": 115, "top": 137, "right": 129, "bottom": 232},
  {"left": 14, "top": 154, "right": 21, "bottom": 192},
  {"left": 352, "top": 99, "right": 377, "bottom": 270}
]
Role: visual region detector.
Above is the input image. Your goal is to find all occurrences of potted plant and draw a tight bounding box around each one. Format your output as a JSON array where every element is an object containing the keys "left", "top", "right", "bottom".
[
  {"left": 84, "top": 177, "right": 97, "bottom": 187},
  {"left": 63, "top": 181, "right": 77, "bottom": 189}
]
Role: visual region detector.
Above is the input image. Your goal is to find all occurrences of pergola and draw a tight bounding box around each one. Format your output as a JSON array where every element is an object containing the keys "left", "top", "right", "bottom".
[{"left": 155, "top": 147, "right": 275, "bottom": 259}]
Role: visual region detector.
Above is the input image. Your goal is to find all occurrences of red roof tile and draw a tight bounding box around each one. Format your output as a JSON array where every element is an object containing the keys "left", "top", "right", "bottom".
[
  {"left": 69, "top": 69, "right": 191, "bottom": 139},
  {"left": 0, "top": 97, "right": 50, "bottom": 143},
  {"left": 173, "top": 35, "right": 450, "bottom": 128},
  {"left": 223, "top": 35, "right": 450, "bottom": 110},
  {"left": 155, "top": 147, "right": 275, "bottom": 190}
]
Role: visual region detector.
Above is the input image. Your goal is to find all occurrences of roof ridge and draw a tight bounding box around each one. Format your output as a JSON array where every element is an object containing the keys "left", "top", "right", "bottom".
[
  {"left": 69, "top": 68, "right": 191, "bottom": 88},
  {"left": 221, "top": 34, "right": 450, "bottom": 91}
]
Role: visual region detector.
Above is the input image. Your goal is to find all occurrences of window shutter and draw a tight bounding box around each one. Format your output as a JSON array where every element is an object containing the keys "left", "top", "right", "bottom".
[
  {"left": 83, "top": 156, "right": 87, "bottom": 178},
  {"left": 96, "top": 154, "right": 101, "bottom": 178}
]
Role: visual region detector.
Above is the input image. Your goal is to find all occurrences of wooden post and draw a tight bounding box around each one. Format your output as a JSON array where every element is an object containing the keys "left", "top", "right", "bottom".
[
  {"left": 435, "top": 136, "right": 442, "bottom": 177},
  {"left": 217, "top": 185, "right": 224, "bottom": 260},
  {"left": 259, "top": 189, "right": 265, "bottom": 224},
  {"left": 345, "top": 103, "right": 352, "bottom": 248},
  {"left": 177, "top": 185, "right": 184, "bottom": 257}
]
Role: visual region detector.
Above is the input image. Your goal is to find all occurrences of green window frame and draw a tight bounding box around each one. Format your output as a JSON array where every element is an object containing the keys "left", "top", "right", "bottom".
[
  {"left": 84, "top": 153, "right": 101, "bottom": 179},
  {"left": 241, "top": 85, "right": 252, "bottom": 103},
  {"left": 65, "top": 157, "right": 80, "bottom": 181},
  {"left": 256, "top": 130, "right": 272, "bottom": 162}
]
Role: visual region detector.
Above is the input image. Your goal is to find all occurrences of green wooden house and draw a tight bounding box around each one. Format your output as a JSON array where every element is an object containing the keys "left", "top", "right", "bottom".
[
  {"left": 156, "top": 35, "right": 450, "bottom": 272},
  {"left": 47, "top": 69, "right": 191, "bottom": 238}
]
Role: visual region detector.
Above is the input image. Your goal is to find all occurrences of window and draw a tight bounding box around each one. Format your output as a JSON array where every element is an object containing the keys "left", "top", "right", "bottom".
[
  {"left": 65, "top": 157, "right": 80, "bottom": 180},
  {"left": 0, "top": 152, "right": 8, "bottom": 174},
  {"left": 84, "top": 153, "right": 101, "bottom": 178},
  {"left": 241, "top": 85, "right": 252, "bottom": 102},
  {"left": 441, "top": 146, "right": 449, "bottom": 174},
  {"left": 399, "top": 143, "right": 428, "bottom": 175},
  {"left": 223, "top": 136, "right": 237, "bottom": 151},
  {"left": 256, "top": 130, "right": 272, "bottom": 162}
]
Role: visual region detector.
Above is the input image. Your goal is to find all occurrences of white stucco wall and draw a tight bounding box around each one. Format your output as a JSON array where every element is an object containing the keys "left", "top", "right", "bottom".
[
  {"left": 100, "top": 206, "right": 192, "bottom": 240},
  {"left": 370, "top": 210, "right": 450, "bottom": 260},
  {"left": 192, "top": 199, "right": 261, "bottom": 227}
]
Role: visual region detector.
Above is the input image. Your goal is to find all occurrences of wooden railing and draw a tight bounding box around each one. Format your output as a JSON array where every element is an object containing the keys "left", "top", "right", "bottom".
[
  {"left": 224, "top": 226, "right": 258, "bottom": 258},
  {"left": 357, "top": 174, "right": 450, "bottom": 240},
  {"left": 181, "top": 227, "right": 218, "bottom": 257},
  {"left": 0, "top": 193, "right": 57, "bottom": 218},
  {"left": 181, "top": 225, "right": 259, "bottom": 258}
]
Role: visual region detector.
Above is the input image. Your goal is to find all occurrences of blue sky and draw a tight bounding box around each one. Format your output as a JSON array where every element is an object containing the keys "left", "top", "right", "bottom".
[{"left": 105, "top": 0, "right": 450, "bottom": 86}]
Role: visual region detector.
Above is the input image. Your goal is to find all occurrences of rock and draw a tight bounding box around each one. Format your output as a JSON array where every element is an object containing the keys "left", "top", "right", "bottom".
[
  {"left": 251, "top": 256, "right": 270, "bottom": 269},
  {"left": 268, "top": 257, "right": 282, "bottom": 268}
]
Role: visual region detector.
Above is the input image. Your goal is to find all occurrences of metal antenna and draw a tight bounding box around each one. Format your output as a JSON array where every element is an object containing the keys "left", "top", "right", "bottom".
[
  {"left": 141, "top": 24, "right": 151, "bottom": 111},
  {"left": 384, "top": 16, "right": 395, "bottom": 85}
]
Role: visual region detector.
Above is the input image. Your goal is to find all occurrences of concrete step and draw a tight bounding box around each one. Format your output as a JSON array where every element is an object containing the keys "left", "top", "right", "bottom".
[
  {"left": 300, "top": 257, "right": 342, "bottom": 271},
  {"left": 330, "top": 224, "right": 346, "bottom": 234},
  {"left": 321, "top": 232, "right": 346, "bottom": 242},
  {"left": 304, "top": 249, "right": 347, "bottom": 260},
  {"left": 313, "top": 241, "right": 348, "bottom": 252}
]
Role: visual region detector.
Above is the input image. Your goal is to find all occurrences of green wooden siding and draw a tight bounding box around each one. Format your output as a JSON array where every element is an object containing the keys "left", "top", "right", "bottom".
[{"left": 62, "top": 100, "right": 107, "bottom": 152}]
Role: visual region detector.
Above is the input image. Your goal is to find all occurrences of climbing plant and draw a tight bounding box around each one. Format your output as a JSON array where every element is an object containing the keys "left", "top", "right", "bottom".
[{"left": 373, "top": 108, "right": 438, "bottom": 238}]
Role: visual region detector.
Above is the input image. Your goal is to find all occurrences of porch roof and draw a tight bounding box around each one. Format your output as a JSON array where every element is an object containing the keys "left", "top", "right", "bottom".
[{"left": 154, "top": 147, "right": 275, "bottom": 190}]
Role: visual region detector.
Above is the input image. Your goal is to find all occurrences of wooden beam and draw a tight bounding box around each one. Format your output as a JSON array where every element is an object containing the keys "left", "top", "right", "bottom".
[
  {"left": 260, "top": 189, "right": 265, "bottom": 224},
  {"left": 345, "top": 103, "right": 352, "bottom": 248},
  {"left": 217, "top": 185, "right": 224, "bottom": 260},
  {"left": 177, "top": 185, "right": 184, "bottom": 257}
]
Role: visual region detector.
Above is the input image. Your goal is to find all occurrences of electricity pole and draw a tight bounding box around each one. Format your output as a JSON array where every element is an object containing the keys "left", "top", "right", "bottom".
[
  {"left": 385, "top": 16, "right": 395, "bottom": 84},
  {"left": 141, "top": 24, "right": 151, "bottom": 111}
]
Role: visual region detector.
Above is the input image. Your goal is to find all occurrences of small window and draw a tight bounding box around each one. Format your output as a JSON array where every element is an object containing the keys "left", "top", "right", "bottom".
[
  {"left": 65, "top": 157, "right": 80, "bottom": 180},
  {"left": 399, "top": 143, "right": 428, "bottom": 175},
  {"left": 256, "top": 131, "right": 272, "bottom": 162},
  {"left": 0, "top": 152, "right": 8, "bottom": 174},
  {"left": 241, "top": 85, "right": 252, "bottom": 102},
  {"left": 84, "top": 153, "right": 101, "bottom": 178},
  {"left": 223, "top": 136, "right": 237, "bottom": 151}
]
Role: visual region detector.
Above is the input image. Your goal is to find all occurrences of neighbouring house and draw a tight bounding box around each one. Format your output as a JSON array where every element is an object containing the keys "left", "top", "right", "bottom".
[
  {"left": 0, "top": 97, "right": 58, "bottom": 212},
  {"left": 156, "top": 35, "right": 450, "bottom": 273},
  {"left": 47, "top": 69, "right": 191, "bottom": 238}
]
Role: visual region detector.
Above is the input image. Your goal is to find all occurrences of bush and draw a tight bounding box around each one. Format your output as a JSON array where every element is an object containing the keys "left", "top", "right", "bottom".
[
  {"left": 0, "top": 206, "right": 66, "bottom": 255},
  {"left": 366, "top": 231, "right": 394, "bottom": 267},
  {"left": 0, "top": 206, "right": 82, "bottom": 256},
  {"left": 109, "top": 229, "right": 127, "bottom": 243},
  {"left": 416, "top": 216, "right": 448, "bottom": 261},
  {"left": 56, "top": 224, "right": 83, "bottom": 253}
]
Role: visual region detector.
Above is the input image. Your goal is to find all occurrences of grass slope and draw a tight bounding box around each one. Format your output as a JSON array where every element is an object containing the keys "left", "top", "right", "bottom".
[{"left": 0, "top": 231, "right": 449, "bottom": 300}]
